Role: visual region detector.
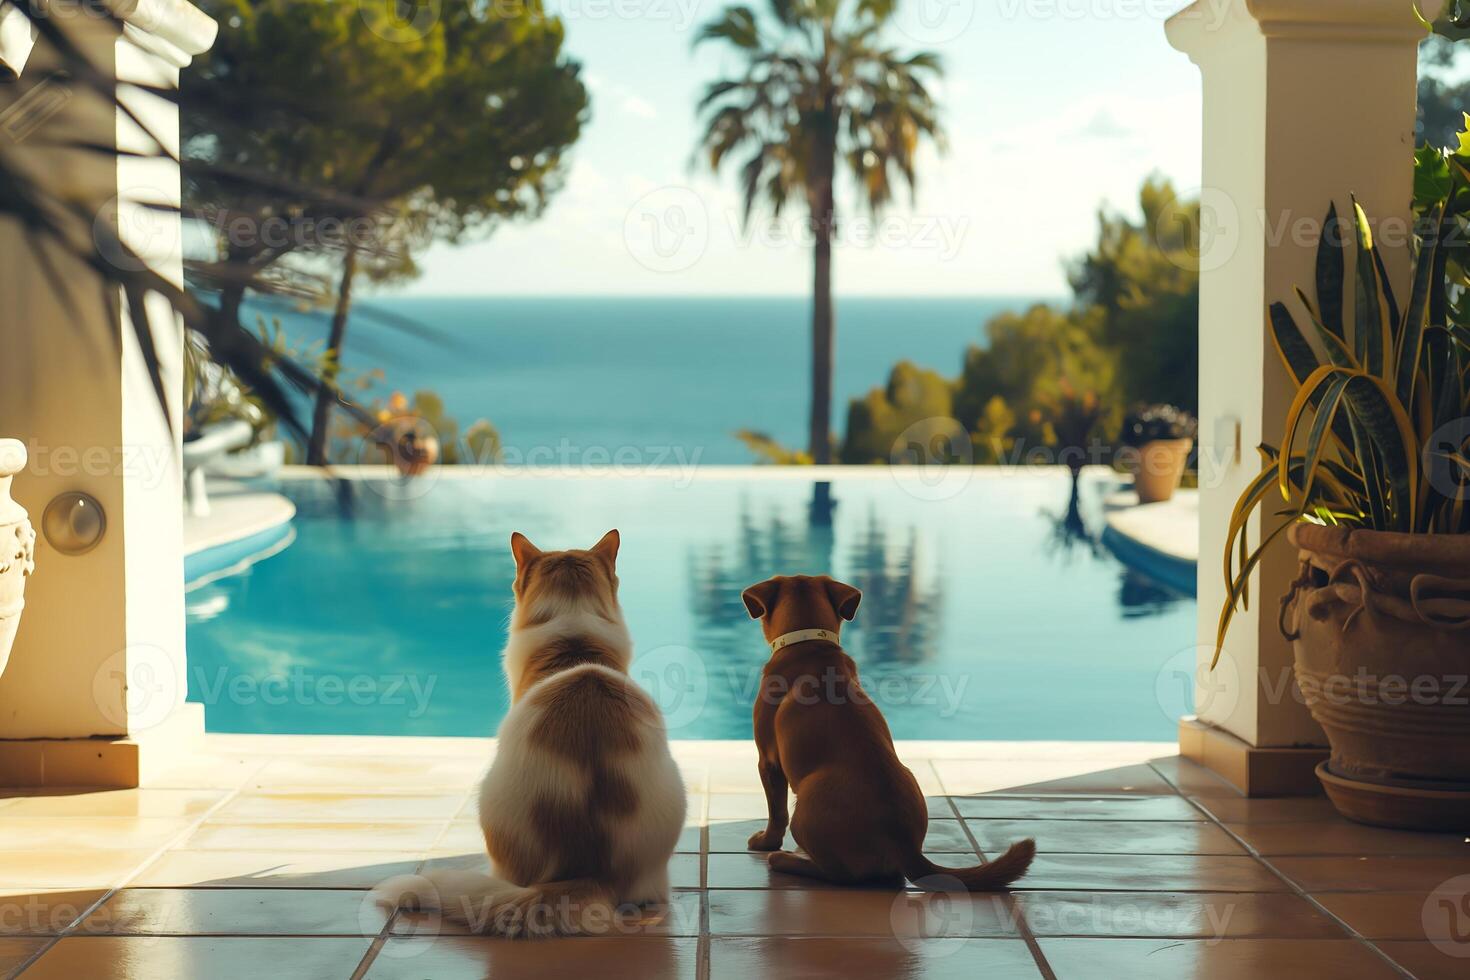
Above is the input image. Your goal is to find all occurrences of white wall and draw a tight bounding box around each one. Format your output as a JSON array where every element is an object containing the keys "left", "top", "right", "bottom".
[
  {"left": 1169, "top": 0, "right": 1421, "bottom": 747},
  {"left": 0, "top": 17, "right": 186, "bottom": 738}
]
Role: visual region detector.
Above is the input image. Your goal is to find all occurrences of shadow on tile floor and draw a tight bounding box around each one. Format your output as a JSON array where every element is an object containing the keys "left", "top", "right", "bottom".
[{"left": 0, "top": 743, "right": 1466, "bottom": 979}]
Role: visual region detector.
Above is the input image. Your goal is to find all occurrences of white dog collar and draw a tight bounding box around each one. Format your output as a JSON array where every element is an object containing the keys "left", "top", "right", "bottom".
[{"left": 770, "top": 628, "right": 839, "bottom": 652}]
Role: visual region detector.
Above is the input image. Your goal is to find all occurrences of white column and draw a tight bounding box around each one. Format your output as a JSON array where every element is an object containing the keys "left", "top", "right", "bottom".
[
  {"left": 0, "top": 7, "right": 213, "bottom": 759},
  {"left": 1168, "top": 0, "right": 1422, "bottom": 749}
]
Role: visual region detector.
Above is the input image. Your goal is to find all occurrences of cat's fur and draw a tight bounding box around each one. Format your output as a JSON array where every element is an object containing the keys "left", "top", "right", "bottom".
[{"left": 371, "top": 530, "right": 686, "bottom": 938}]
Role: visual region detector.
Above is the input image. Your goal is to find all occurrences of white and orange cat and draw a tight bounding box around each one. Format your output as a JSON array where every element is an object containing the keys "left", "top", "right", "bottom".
[{"left": 372, "top": 530, "right": 686, "bottom": 937}]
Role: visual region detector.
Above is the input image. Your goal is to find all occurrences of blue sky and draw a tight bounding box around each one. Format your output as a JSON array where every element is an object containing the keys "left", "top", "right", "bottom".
[{"left": 405, "top": 0, "right": 1202, "bottom": 297}]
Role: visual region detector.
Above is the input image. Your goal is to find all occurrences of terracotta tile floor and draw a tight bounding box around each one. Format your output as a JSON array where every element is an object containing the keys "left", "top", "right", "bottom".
[{"left": 1, "top": 737, "right": 1467, "bottom": 978}]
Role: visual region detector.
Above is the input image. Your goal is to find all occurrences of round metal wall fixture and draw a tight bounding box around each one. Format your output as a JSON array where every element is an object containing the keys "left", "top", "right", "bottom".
[{"left": 42, "top": 492, "right": 106, "bottom": 556}]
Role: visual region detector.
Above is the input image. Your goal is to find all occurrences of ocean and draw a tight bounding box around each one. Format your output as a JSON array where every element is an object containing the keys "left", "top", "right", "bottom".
[{"left": 250, "top": 295, "right": 1045, "bottom": 464}]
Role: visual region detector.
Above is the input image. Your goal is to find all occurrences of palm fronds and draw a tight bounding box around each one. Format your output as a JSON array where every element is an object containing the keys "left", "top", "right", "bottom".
[{"left": 693, "top": 0, "right": 944, "bottom": 224}]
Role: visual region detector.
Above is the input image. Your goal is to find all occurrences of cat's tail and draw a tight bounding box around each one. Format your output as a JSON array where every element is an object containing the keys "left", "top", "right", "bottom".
[
  {"left": 370, "top": 870, "right": 614, "bottom": 939},
  {"left": 900, "top": 837, "right": 1036, "bottom": 892}
]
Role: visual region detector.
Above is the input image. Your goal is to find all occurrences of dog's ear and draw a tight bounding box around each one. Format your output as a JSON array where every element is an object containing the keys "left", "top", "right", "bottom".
[
  {"left": 510, "top": 532, "right": 542, "bottom": 568},
  {"left": 742, "top": 578, "right": 780, "bottom": 619},
  {"left": 591, "top": 529, "right": 620, "bottom": 564},
  {"left": 825, "top": 578, "right": 862, "bottom": 621}
]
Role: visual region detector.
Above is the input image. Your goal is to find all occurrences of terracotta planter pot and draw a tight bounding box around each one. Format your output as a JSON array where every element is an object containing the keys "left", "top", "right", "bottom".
[
  {"left": 369, "top": 417, "right": 440, "bottom": 477},
  {"left": 1283, "top": 524, "right": 1470, "bottom": 828},
  {"left": 1130, "top": 438, "right": 1192, "bottom": 504},
  {"left": 0, "top": 439, "right": 36, "bottom": 679},
  {"left": 391, "top": 431, "right": 439, "bottom": 478}
]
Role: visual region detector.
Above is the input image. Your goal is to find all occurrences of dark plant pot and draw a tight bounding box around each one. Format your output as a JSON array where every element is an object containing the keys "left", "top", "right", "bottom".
[
  {"left": 1130, "top": 438, "right": 1191, "bottom": 504},
  {"left": 393, "top": 434, "right": 439, "bottom": 477},
  {"left": 376, "top": 417, "right": 440, "bottom": 477},
  {"left": 1283, "top": 524, "right": 1470, "bottom": 830}
]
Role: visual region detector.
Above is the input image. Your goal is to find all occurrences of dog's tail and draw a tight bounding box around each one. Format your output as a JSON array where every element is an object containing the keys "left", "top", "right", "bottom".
[
  {"left": 900, "top": 837, "right": 1036, "bottom": 892},
  {"left": 369, "top": 870, "right": 614, "bottom": 939}
]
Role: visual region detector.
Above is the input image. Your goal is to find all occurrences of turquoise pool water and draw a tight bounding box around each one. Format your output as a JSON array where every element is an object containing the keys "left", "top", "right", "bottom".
[{"left": 184, "top": 471, "right": 1196, "bottom": 740}]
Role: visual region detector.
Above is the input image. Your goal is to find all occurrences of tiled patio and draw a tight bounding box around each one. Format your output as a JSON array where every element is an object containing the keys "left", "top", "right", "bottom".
[{"left": 0, "top": 737, "right": 1465, "bottom": 979}]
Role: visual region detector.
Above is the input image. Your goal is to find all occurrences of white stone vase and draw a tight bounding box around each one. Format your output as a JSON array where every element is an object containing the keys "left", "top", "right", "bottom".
[{"left": 0, "top": 439, "right": 36, "bottom": 679}]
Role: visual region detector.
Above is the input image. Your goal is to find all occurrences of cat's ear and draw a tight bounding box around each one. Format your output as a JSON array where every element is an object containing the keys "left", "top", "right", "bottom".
[
  {"left": 741, "top": 578, "right": 780, "bottom": 619},
  {"left": 510, "top": 532, "right": 542, "bottom": 567},
  {"left": 591, "top": 529, "right": 620, "bottom": 563},
  {"left": 824, "top": 578, "right": 862, "bottom": 621}
]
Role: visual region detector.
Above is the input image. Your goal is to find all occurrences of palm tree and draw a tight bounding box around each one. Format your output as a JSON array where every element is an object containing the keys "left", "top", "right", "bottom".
[{"left": 695, "top": 0, "right": 944, "bottom": 464}]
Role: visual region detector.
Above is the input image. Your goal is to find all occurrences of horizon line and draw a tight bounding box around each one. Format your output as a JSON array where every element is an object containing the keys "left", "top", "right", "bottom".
[{"left": 356, "top": 292, "right": 1068, "bottom": 302}]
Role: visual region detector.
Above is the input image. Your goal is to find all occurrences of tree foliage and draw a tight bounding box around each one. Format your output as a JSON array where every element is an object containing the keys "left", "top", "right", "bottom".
[
  {"left": 839, "top": 361, "right": 954, "bottom": 464},
  {"left": 185, "top": 0, "right": 589, "bottom": 460},
  {"left": 188, "top": 0, "right": 587, "bottom": 280},
  {"left": 1417, "top": 35, "right": 1469, "bottom": 149},
  {"left": 835, "top": 178, "right": 1198, "bottom": 466},
  {"left": 1069, "top": 178, "right": 1200, "bottom": 414}
]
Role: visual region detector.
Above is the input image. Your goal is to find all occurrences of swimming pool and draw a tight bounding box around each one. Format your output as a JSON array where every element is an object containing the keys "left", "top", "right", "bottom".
[{"left": 184, "top": 469, "right": 1197, "bottom": 740}]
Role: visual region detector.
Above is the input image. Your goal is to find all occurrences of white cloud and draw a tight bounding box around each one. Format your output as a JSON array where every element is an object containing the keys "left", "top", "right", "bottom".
[
  {"left": 565, "top": 160, "right": 610, "bottom": 195},
  {"left": 402, "top": 14, "right": 1204, "bottom": 296},
  {"left": 621, "top": 95, "right": 658, "bottom": 119},
  {"left": 1080, "top": 109, "right": 1132, "bottom": 140}
]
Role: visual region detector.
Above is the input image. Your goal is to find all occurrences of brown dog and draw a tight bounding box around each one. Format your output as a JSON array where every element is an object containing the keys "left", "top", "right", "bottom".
[{"left": 741, "top": 574, "right": 1035, "bottom": 889}]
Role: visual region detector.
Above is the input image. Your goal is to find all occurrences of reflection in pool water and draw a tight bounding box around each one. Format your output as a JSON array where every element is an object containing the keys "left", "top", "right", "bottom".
[
  {"left": 1040, "top": 476, "right": 1105, "bottom": 565},
  {"left": 185, "top": 471, "right": 1194, "bottom": 740},
  {"left": 1119, "top": 568, "right": 1189, "bottom": 618},
  {"left": 688, "top": 497, "right": 944, "bottom": 666}
]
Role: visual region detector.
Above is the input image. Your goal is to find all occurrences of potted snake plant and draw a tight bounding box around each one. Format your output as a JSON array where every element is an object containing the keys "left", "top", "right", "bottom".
[{"left": 1217, "top": 187, "right": 1470, "bottom": 831}]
